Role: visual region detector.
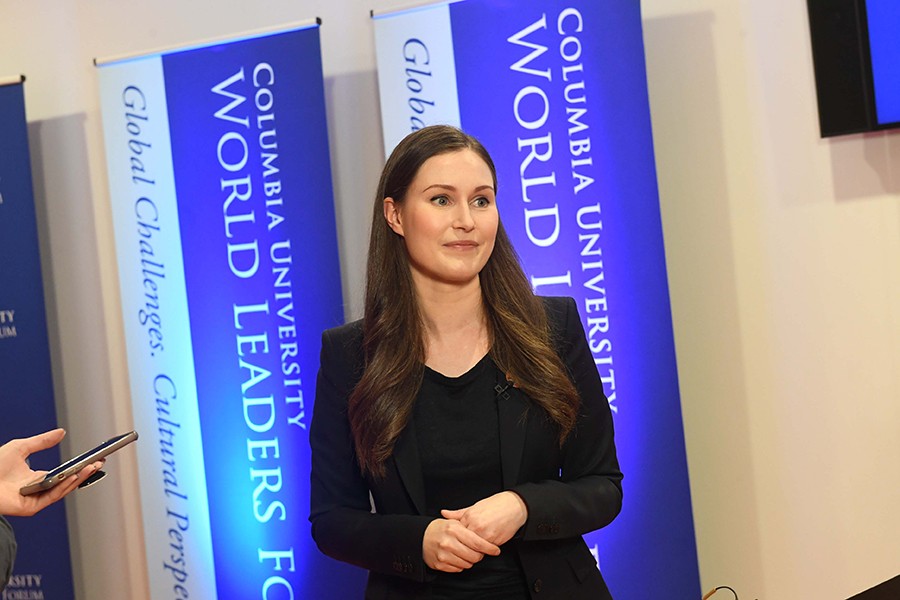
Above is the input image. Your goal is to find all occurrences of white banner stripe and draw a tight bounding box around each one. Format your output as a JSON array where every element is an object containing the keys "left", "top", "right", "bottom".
[
  {"left": 374, "top": 3, "right": 461, "bottom": 158},
  {"left": 97, "top": 56, "right": 218, "bottom": 600}
]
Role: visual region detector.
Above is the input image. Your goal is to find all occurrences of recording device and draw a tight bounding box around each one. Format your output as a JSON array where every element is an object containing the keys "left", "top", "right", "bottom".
[{"left": 19, "top": 430, "right": 138, "bottom": 496}]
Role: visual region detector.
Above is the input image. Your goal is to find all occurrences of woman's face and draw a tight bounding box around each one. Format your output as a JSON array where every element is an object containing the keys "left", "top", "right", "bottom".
[{"left": 384, "top": 149, "right": 498, "bottom": 289}]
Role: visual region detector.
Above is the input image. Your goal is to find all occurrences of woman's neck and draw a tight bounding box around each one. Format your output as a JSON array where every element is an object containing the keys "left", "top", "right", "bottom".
[{"left": 414, "top": 277, "right": 490, "bottom": 376}]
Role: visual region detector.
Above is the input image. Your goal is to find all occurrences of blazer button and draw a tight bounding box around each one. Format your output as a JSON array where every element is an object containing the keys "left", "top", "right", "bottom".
[{"left": 533, "top": 578, "right": 543, "bottom": 593}]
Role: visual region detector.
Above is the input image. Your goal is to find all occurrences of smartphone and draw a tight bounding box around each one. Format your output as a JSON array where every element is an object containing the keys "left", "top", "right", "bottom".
[{"left": 19, "top": 430, "right": 139, "bottom": 496}]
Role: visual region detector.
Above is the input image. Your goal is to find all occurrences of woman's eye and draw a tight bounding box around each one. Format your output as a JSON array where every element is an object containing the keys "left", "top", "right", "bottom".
[
  {"left": 473, "top": 196, "right": 491, "bottom": 208},
  {"left": 431, "top": 195, "right": 450, "bottom": 206}
]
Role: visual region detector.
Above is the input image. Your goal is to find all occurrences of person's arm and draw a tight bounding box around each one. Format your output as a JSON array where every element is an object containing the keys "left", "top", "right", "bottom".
[
  {"left": 510, "top": 296, "right": 623, "bottom": 540},
  {"left": 0, "top": 429, "right": 103, "bottom": 518},
  {"left": 309, "top": 326, "right": 498, "bottom": 581},
  {"left": 0, "top": 516, "right": 15, "bottom": 593}
]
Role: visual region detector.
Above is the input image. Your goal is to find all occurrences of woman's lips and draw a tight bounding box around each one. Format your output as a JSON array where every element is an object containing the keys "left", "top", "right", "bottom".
[{"left": 444, "top": 241, "right": 478, "bottom": 249}]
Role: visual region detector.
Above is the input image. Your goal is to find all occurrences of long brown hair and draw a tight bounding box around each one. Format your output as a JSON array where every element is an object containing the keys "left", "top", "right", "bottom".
[{"left": 349, "top": 125, "right": 579, "bottom": 477}]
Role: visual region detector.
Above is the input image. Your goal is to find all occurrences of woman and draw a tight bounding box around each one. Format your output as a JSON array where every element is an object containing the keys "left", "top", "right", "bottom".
[{"left": 310, "top": 125, "right": 622, "bottom": 599}]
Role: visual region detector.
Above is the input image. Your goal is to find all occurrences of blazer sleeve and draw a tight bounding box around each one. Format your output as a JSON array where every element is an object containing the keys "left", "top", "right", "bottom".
[
  {"left": 309, "top": 325, "right": 435, "bottom": 582},
  {"left": 0, "top": 516, "right": 15, "bottom": 592},
  {"left": 510, "top": 296, "right": 623, "bottom": 540}
]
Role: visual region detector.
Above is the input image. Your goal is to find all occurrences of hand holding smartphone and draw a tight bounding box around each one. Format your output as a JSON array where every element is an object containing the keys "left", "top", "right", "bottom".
[{"left": 19, "top": 431, "right": 138, "bottom": 496}]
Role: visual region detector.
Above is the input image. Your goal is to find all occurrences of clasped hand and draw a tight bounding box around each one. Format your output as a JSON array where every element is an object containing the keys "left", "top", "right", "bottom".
[{"left": 422, "top": 491, "right": 528, "bottom": 573}]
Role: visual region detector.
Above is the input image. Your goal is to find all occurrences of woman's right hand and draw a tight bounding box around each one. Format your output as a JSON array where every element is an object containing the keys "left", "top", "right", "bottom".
[{"left": 422, "top": 518, "right": 501, "bottom": 572}]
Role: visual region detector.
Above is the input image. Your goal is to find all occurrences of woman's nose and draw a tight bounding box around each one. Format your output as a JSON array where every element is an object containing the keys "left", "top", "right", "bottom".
[{"left": 453, "top": 203, "right": 475, "bottom": 230}]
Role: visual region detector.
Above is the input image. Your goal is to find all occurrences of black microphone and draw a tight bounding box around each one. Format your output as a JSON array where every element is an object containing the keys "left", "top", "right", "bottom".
[{"left": 495, "top": 371, "right": 515, "bottom": 400}]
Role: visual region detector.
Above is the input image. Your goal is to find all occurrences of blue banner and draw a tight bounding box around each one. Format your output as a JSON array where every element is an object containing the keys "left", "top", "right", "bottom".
[
  {"left": 164, "top": 28, "right": 348, "bottom": 599},
  {"left": 97, "top": 23, "right": 352, "bottom": 599},
  {"left": 0, "top": 79, "right": 75, "bottom": 598},
  {"left": 375, "top": 1, "right": 701, "bottom": 596}
]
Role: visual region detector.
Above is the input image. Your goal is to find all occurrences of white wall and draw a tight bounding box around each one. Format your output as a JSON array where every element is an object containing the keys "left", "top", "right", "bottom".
[
  {"left": 642, "top": 1, "right": 900, "bottom": 598},
  {"left": 0, "top": 0, "right": 897, "bottom": 598}
]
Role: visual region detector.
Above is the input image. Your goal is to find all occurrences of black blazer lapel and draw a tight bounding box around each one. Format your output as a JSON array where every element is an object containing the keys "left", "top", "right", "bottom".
[
  {"left": 497, "top": 385, "right": 529, "bottom": 489},
  {"left": 391, "top": 417, "right": 428, "bottom": 515}
]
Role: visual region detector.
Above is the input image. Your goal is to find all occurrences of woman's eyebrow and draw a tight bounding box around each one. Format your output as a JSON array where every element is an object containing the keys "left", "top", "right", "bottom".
[
  {"left": 422, "top": 183, "right": 456, "bottom": 193},
  {"left": 421, "top": 183, "right": 495, "bottom": 193}
]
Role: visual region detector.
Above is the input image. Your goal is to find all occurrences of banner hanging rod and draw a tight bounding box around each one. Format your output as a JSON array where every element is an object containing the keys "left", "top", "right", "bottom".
[{"left": 94, "top": 17, "right": 321, "bottom": 67}]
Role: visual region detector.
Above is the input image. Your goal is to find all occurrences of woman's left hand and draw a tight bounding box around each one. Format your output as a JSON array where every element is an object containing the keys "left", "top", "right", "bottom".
[{"left": 441, "top": 491, "right": 528, "bottom": 547}]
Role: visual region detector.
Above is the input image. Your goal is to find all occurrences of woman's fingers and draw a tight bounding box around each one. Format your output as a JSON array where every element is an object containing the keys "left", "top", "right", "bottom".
[
  {"left": 440, "top": 492, "right": 528, "bottom": 546},
  {"left": 423, "top": 519, "right": 500, "bottom": 573},
  {"left": 456, "top": 525, "right": 501, "bottom": 556},
  {"left": 441, "top": 508, "right": 464, "bottom": 520},
  {"left": 25, "top": 461, "right": 103, "bottom": 514},
  {"left": 17, "top": 428, "right": 66, "bottom": 457}
]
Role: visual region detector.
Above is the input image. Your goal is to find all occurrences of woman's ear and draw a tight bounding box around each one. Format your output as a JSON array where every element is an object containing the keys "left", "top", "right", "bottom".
[{"left": 383, "top": 197, "right": 404, "bottom": 236}]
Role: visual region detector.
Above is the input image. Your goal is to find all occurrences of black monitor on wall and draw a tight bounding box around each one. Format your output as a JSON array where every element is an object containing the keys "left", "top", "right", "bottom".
[{"left": 807, "top": 0, "right": 900, "bottom": 137}]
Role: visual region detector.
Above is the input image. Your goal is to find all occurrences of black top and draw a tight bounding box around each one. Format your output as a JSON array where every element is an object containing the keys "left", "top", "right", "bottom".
[{"left": 415, "top": 356, "right": 529, "bottom": 598}]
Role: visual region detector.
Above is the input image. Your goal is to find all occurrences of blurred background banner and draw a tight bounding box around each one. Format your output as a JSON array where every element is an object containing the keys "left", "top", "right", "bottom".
[
  {"left": 0, "top": 76, "right": 75, "bottom": 599},
  {"left": 374, "top": 0, "right": 701, "bottom": 596},
  {"left": 96, "top": 21, "right": 346, "bottom": 599}
]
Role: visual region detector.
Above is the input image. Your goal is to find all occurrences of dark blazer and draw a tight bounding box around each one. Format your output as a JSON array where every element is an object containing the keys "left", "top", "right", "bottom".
[{"left": 310, "top": 296, "right": 623, "bottom": 599}]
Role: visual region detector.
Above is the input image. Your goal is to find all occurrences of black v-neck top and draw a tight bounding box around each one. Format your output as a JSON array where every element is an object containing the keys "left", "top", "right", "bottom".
[
  {"left": 417, "top": 355, "right": 502, "bottom": 515},
  {"left": 413, "top": 356, "right": 528, "bottom": 598}
]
